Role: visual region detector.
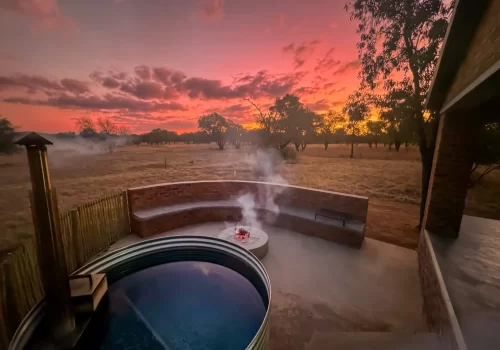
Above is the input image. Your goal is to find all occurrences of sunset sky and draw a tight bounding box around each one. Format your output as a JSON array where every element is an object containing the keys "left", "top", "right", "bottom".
[{"left": 0, "top": 0, "right": 363, "bottom": 133}]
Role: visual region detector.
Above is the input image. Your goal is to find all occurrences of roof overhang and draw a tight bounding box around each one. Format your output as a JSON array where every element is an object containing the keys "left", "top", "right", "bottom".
[{"left": 425, "top": 0, "right": 492, "bottom": 111}]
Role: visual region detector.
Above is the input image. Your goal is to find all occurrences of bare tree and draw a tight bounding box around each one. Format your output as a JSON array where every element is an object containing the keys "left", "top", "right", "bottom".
[
  {"left": 97, "top": 117, "right": 117, "bottom": 135},
  {"left": 118, "top": 125, "right": 131, "bottom": 135},
  {"left": 100, "top": 141, "right": 116, "bottom": 154},
  {"left": 75, "top": 116, "right": 96, "bottom": 133}
]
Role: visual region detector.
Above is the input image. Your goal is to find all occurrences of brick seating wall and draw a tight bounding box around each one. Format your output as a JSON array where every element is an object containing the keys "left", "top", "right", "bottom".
[{"left": 127, "top": 181, "right": 369, "bottom": 247}]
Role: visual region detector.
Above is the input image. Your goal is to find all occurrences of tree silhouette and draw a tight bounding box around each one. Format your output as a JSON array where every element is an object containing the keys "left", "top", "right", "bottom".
[
  {"left": 378, "top": 88, "right": 415, "bottom": 151},
  {"left": 366, "top": 120, "right": 385, "bottom": 148},
  {"left": 0, "top": 117, "right": 17, "bottom": 154},
  {"left": 246, "top": 94, "right": 318, "bottom": 151},
  {"left": 75, "top": 116, "right": 97, "bottom": 135},
  {"left": 346, "top": 0, "right": 454, "bottom": 222},
  {"left": 97, "top": 117, "right": 117, "bottom": 135},
  {"left": 470, "top": 123, "right": 500, "bottom": 187},
  {"left": 226, "top": 120, "right": 245, "bottom": 149},
  {"left": 317, "top": 111, "right": 346, "bottom": 150},
  {"left": 244, "top": 98, "right": 283, "bottom": 148},
  {"left": 198, "top": 113, "right": 228, "bottom": 150},
  {"left": 343, "top": 91, "right": 369, "bottom": 158}
]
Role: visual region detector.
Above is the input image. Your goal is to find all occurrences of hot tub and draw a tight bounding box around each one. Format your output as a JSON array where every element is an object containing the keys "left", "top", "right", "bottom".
[{"left": 10, "top": 236, "right": 271, "bottom": 350}]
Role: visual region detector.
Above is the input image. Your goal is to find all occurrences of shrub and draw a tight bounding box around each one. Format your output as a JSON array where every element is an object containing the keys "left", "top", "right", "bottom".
[
  {"left": 280, "top": 146, "right": 297, "bottom": 163},
  {"left": 0, "top": 118, "right": 17, "bottom": 154}
]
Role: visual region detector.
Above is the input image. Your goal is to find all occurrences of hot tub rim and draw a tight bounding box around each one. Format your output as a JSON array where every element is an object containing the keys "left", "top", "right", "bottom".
[{"left": 8, "top": 235, "right": 272, "bottom": 350}]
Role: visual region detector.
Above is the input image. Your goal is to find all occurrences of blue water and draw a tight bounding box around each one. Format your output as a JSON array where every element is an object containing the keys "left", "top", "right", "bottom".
[{"left": 97, "top": 261, "right": 266, "bottom": 350}]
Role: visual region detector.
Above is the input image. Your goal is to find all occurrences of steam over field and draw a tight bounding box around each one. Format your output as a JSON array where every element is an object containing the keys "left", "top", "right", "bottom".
[{"left": 1, "top": 143, "right": 499, "bottom": 254}]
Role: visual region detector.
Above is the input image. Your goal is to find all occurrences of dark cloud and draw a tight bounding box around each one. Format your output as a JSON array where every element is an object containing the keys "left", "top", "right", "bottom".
[
  {"left": 331, "top": 100, "right": 345, "bottom": 107},
  {"left": 4, "top": 94, "right": 187, "bottom": 112},
  {"left": 91, "top": 68, "right": 180, "bottom": 99},
  {"left": 314, "top": 47, "right": 341, "bottom": 73},
  {"left": 203, "top": 103, "right": 251, "bottom": 122},
  {"left": 333, "top": 60, "right": 362, "bottom": 76},
  {"left": 120, "top": 81, "right": 178, "bottom": 100},
  {"left": 221, "top": 104, "right": 251, "bottom": 114},
  {"left": 0, "top": 74, "right": 65, "bottom": 93},
  {"left": 180, "top": 70, "right": 304, "bottom": 100},
  {"left": 2, "top": 65, "right": 306, "bottom": 120},
  {"left": 323, "top": 82, "right": 338, "bottom": 90},
  {"left": 307, "top": 99, "right": 330, "bottom": 111},
  {"left": 103, "top": 77, "right": 121, "bottom": 88},
  {"left": 152, "top": 68, "right": 186, "bottom": 86},
  {"left": 60, "top": 78, "right": 90, "bottom": 95},
  {"left": 111, "top": 113, "right": 197, "bottom": 132},
  {"left": 90, "top": 66, "right": 303, "bottom": 101},
  {"left": 91, "top": 70, "right": 127, "bottom": 82},
  {"left": 134, "top": 65, "right": 151, "bottom": 80},
  {"left": 294, "top": 86, "right": 321, "bottom": 96},
  {"left": 0, "top": 74, "right": 87, "bottom": 96},
  {"left": 282, "top": 41, "right": 321, "bottom": 69},
  {"left": 111, "top": 113, "right": 168, "bottom": 123},
  {"left": 108, "top": 71, "right": 128, "bottom": 80},
  {"left": 200, "top": 0, "right": 224, "bottom": 19},
  {"left": 90, "top": 71, "right": 122, "bottom": 89}
]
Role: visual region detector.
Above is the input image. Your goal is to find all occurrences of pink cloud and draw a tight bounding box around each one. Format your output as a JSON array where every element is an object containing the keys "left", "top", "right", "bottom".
[
  {"left": 0, "top": 0, "right": 75, "bottom": 30},
  {"left": 282, "top": 41, "right": 322, "bottom": 69},
  {"left": 333, "top": 60, "right": 362, "bottom": 76},
  {"left": 200, "top": 0, "right": 224, "bottom": 20}
]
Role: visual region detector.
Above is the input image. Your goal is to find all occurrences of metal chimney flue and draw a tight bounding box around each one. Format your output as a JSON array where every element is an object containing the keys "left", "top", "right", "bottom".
[{"left": 15, "top": 133, "right": 76, "bottom": 342}]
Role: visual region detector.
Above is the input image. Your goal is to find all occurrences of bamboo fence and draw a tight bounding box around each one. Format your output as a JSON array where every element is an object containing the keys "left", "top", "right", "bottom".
[{"left": 0, "top": 190, "right": 130, "bottom": 350}]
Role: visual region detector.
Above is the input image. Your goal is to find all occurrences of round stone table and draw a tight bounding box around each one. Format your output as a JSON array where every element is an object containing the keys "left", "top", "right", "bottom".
[{"left": 218, "top": 226, "right": 269, "bottom": 259}]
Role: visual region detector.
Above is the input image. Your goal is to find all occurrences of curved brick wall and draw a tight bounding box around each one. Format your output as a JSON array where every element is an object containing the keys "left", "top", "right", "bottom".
[
  {"left": 128, "top": 180, "right": 368, "bottom": 221},
  {"left": 127, "top": 181, "right": 369, "bottom": 247}
]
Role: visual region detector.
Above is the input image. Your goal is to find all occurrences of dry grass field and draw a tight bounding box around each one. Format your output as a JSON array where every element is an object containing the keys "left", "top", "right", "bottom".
[{"left": 1, "top": 143, "right": 499, "bottom": 255}]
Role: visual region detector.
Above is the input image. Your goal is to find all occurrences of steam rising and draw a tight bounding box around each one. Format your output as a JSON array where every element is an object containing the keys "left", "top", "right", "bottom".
[
  {"left": 236, "top": 148, "right": 288, "bottom": 229},
  {"left": 42, "top": 135, "right": 130, "bottom": 167}
]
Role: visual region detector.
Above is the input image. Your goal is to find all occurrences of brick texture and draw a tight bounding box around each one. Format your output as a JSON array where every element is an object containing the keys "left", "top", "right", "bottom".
[
  {"left": 423, "top": 113, "right": 479, "bottom": 237},
  {"left": 445, "top": 0, "right": 500, "bottom": 104},
  {"left": 127, "top": 181, "right": 368, "bottom": 247},
  {"left": 418, "top": 232, "right": 461, "bottom": 349},
  {"left": 129, "top": 181, "right": 368, "bottom": 220}
]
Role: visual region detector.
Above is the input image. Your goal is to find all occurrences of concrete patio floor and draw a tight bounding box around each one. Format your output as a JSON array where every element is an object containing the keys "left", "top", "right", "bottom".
[
  {"left": 429, "top": 215, "right": 500, "bottom": 350},
  {"left": 103, "top": 223, "right": 427, "bottom": 350}
]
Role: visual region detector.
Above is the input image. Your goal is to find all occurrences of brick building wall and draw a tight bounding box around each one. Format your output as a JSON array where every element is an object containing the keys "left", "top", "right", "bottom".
[
  {"left": 423, "top": 113, "right": 480, "bottom": 237},
  {"left": 418, "top": 232, "right": 464, "bottom": 350},
  {"left": 445, "top": 0, "right": 500, "bottom": 104}
]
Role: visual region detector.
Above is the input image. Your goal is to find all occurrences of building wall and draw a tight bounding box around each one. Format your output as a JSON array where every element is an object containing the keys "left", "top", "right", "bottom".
[
  {"left": 445, "top": 0, "right": 500, "bottom": 105},
  {"left": 423, "top": 112, "right": 479, "bottom": 237},
  {"left": 418, "top": 231, "right": 466, "bottom": 350}
]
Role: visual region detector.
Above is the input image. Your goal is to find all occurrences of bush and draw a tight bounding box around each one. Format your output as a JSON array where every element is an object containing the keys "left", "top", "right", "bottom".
[
  {"left": 280, "top": 146, "right": 297, "bottom": 163},
  {"left": 0, "top": 118, "right": 17, "bottom": 154}
]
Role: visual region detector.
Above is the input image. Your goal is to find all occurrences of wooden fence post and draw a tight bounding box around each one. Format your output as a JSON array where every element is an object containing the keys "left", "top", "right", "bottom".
[
  {"left": 0, "top": 261, "right": 12, "bottom": 350},
  {"left": 70, "top": 209, "right": 83, "bottom": 268},
  {"left": 122, "top": 190, "right": 130, "bottom": 236}
]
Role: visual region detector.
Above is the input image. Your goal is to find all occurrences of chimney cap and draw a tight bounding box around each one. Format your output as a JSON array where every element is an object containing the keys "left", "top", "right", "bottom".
[{"left": 14, "top": 132, "right": 53, "bottom": 147}]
